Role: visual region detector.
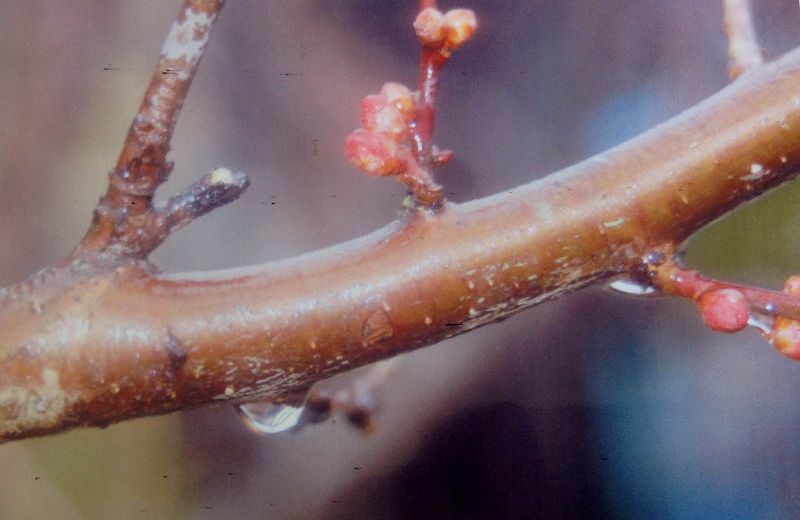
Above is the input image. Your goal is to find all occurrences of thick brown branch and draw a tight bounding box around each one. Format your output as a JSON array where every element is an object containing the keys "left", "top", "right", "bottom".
[{"left": 4, "top": 47, "right": 800, "bottom": 441}]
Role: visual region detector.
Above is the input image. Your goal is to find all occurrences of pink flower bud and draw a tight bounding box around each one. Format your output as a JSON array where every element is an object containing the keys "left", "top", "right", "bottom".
[
  {"left": 346, "top": 129, "right": 408, "bottom": 177},
  {"left": 770, "top": 276, "right": 800, "bottom": 360},
  {"left": 698, "top": 288, "right": 750, "bottom": 333},
  {"left": 443, "top": 9, "right": 477, "bottom": 49},
  {"left": 414, "top": 7, "right": 447, "bottom": 46},
  {"left": 772, "top": 319, "right": 800, "bottom": 360},
  {"left": 360, "top": 94, "right": 407, "bottom": 139},
  {"left": 380, "top": 82, "right": 417, "bottom": 121}
]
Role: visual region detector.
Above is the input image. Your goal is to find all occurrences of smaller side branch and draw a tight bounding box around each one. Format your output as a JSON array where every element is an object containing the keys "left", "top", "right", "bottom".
[
  {"left": 723, "top": 0, "right": 763, "bottom": 79},
  {"left": 156, "top": 167, "right": 249, "bottom": 238},
  {"left": 76, "top": 0, "right": 233, "bottom": 262},
  {"left": 346, "top": 5, "right": 476, "bottom": 210},
  {"left": 648, "top": 254, "right": 800, "bottom": 360}
]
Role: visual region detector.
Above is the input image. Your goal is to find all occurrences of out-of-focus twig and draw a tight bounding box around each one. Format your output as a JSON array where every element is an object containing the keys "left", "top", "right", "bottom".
[{"left": 723, "top": 0, "right": 763, "bottom": 79}]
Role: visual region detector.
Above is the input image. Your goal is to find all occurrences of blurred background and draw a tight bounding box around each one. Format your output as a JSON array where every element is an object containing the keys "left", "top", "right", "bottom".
[{"left": 2, "top": 0, "right": 800, "bottom": 518}]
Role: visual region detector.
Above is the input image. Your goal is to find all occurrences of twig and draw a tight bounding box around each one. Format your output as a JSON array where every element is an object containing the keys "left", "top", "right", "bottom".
[
  {"left": 650, "top": 257, "right": 800, "bottom": 325},
  {"left": 345, "top": 4, "right": 476, "bottom": 208},
  {"left": 76, "top": 0, "right": 239, "bottom": 261},
  {"left": 723, "top": 0, "right": 763, "bottom": 79},
  {"left": 156, "top": 168, "right": 250, "bottom": 239}
]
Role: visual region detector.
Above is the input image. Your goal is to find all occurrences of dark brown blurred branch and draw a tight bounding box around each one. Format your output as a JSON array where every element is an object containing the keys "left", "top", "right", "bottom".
[{"left": 4, "top": 3, "right": 800, "bottom": 442}]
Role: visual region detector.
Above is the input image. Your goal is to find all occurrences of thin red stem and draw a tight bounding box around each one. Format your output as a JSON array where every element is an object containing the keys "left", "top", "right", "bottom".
[
  {"left": 652, "top": 261, "right": 800, "bottom": 321},
  {"left": 412, "top": 48, "right": 449, "bottom": 167}
]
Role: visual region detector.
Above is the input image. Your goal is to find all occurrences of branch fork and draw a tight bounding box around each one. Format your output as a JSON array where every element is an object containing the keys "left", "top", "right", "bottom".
[{"left": 75, "top": 0, "right": 248, "bottom": 264}]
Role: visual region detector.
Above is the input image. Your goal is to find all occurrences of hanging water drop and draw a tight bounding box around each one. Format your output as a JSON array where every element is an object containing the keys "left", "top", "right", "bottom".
[
  {"left": 238, "top": 402, "right": 306, "bottom": 435},
  {"left": 607, "top": 278, "right": 657, "bottom": 296},
  {"left": 746, "top": 313, "right": 774, "bottom": 336}
]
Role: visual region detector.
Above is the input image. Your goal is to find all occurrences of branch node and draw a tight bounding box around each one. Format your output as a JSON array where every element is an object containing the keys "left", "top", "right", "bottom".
[
  {"left": 77, "top": 0, "right": 226, "bottom": 261},
  {"left": 158, "top": 167, "right": 250, "bottom": 236}
]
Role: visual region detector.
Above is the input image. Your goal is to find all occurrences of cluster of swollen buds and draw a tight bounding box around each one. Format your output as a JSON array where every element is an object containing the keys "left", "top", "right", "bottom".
[
  {"left": 345, "top": 82, "right": 449, "bottom": 206},
  {"left": 694, "top": 277, "right": 800, "bottom": 361},
  {"left": 346, "top": 83, "right": 418, "bottom": 178},
  {"left": 414, "top": 7, "right": 478, "bottom": 55},
  {"left": 345, "top": 4, "right": 477, "bottom": 208}
]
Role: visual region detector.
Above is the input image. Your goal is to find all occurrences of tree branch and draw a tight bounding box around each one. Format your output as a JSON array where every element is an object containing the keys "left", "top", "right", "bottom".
[
  {"left": 75, "top": 0, "right": 235, "bottom": 262},
  {"left": 723, "top": 0, "right": 763, "bottom": 79},
  {"left": 4, "top": 6, "right": 800, "bottom": 441}
]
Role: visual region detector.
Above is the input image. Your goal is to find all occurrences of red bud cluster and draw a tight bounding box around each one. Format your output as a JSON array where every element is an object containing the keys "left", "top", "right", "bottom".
[
  {"left": 414, "top": 7, "right": 477, "bottom": 52},
  {"left": 346, "top": 83, "right": 417, "bottom": 177},
  {"left": 771, "top": 276, "right": 800, "bottom": 359}
]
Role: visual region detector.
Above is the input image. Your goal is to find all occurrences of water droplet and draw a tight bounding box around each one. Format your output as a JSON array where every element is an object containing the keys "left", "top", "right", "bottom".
[
  {"left": 238, "top": 402, "right": 306, "bottom": 435},
  {"left": 607, "top": 278, "right": 657, "bottom": 296},
  {"left": 747, "top": 314, "right": 774, "bottom": 336}
]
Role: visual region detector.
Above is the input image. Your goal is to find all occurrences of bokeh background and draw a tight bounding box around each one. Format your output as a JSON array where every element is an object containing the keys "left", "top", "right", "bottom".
[{"left": 3, "top": 1, "right": 800, "bottom": 518}]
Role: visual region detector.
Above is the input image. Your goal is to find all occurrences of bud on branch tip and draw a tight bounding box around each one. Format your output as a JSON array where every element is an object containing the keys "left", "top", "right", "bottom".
[{"left": 345, "top": 4, "right": 477, "bottom": 209}]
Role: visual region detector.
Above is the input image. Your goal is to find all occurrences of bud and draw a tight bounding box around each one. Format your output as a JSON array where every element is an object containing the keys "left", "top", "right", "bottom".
[
  {"left": 346, "top": 129, "right": 408, "bottom": 177},
  {"left": 380, "top": 82, "right": 417, "bottom": 121},
  {"left": 772, "top": 320, "right": 800, "bottom": 360},
  {"left": 698, "top": 288, "right": 750, "bottom": 333},
  {"left": 443, "top": 9, "right": 477, "bottom": 49},
  {"left": 771, "top": 276, "right": 800, "bottom": 360},
  {"left": 414, "top": 7, "right": 447, "bottom": 46}
]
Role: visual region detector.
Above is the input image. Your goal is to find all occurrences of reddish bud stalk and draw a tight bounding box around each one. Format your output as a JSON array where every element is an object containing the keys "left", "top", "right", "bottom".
[
  {"left": 651, "top": 262, "right": 800, "bottom": 322},
  {"left": 413, "top": 48, "right": 449, "bottom": 167},
  {"left": 346, "top": 5, "right": 475, "bottom": 209},
  {"left": 648, "top": 257, "right": 800, "bottom": 358}
]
